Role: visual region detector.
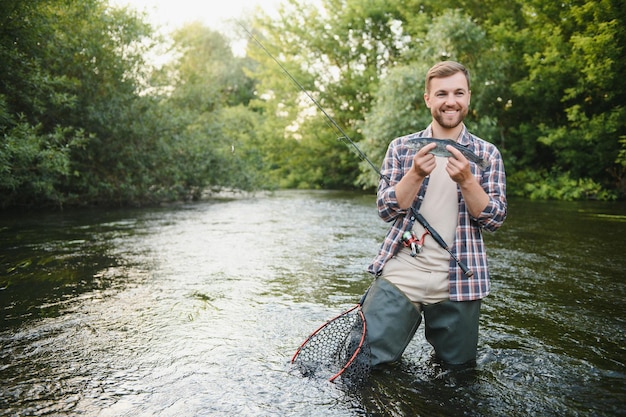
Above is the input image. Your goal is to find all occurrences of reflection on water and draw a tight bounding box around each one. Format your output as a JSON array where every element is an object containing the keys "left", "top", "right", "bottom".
[{"left": 1, "top": 191, "right": 625, "bottom": 416}]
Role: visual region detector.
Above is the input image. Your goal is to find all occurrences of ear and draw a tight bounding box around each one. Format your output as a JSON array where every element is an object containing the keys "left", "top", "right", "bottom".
[{"left": 423, "top": 92, "right": 431, "bottom": 108}]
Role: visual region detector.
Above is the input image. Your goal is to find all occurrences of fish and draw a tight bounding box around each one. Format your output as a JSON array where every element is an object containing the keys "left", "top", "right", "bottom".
[{"left": 405, "top": 137, "right": 490, "bottom": 170}]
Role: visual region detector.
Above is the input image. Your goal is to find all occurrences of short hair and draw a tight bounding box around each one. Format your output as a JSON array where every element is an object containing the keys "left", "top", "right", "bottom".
[{"left": 425, "top": 61, "right": 470, "bottom": 93}]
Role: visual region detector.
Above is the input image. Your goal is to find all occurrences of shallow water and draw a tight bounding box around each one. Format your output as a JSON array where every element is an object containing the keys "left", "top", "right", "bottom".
[{"left": 1, "top": 190, "right": 625, "bottom": 416}]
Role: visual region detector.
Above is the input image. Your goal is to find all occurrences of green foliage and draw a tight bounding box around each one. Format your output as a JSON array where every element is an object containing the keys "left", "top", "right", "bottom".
[
  {"left": 244, "top": 0, "right": 408, "bottom": 190},
  {"left": 247, "top": 0, "right": 624, "bottom": 199},
  {"left": 167, "top": 23, "right": 255, "bottom": 111},
  {"left": 0, "top": 119, "right": 89, "bottom": 208},
  {"left": 0, "top": 0, "right": 259, "bottom": 208},
  {"left": 1, "top": 0, "right": 624, "bottom": 208},
  {"left": 358, "top": 64, "right": 431, "bottom": 188},
  {"left": 503, "top": 0, "right": 625, "bottom": 197},
  {"left": 509, "top": 169, "right": 616, "bottom": 201}
]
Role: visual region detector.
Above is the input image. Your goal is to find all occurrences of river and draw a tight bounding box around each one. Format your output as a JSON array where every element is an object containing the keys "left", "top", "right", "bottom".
[{"left": 1, "top": 190, "right": 625, "bottom": 416}]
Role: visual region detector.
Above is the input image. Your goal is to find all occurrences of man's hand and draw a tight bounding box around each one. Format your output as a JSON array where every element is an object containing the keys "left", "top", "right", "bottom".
[
  {"left": 445, "top": 145, "right": 473, "bottom": 185},
  {"left": 445, "top": 145, "right": 489, "bottom": 217},
  {"left": 412, "top": 142, "right": 437, "bottom": 179},
  {"left": 394, "top": 142, "right": 437, "bottom": 209}
]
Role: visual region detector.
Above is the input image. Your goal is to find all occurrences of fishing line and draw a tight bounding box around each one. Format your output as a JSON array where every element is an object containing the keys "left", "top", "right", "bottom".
[
  {"left": 241, "top": 22, "right": 472, "bottom": 277},
  {"left": 239, "top": 24, "right": 389, "bottom": 184}
]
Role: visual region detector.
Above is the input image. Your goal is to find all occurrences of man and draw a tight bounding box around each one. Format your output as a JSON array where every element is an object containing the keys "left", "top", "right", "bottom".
[{"left": 364, "top": 61, "right": 507, "bottom": 369}]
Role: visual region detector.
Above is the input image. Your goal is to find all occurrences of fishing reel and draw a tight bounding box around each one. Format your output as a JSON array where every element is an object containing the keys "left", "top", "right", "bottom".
[{"left": 401, "top": 230, "right": 428, "bottom": 257}]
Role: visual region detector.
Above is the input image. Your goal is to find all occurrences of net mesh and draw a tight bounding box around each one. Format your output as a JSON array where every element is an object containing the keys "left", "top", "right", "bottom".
[{"left": 292, "top": 306, "right": 371, "bottom": 388}]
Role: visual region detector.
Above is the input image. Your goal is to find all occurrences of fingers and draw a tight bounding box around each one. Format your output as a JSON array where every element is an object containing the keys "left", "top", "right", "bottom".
[
  {"left": 445, "top": 144, "right": 463, "bottom": 160},
  {"left": 445, "top": 145, "right": 466, "bottom": 166},
  {"left": 445, "top": 145, "right": 471, "bottom": 182},
  {"left": 413, "top": 143, "right": 437, "bottom": 178},
  {"left": 418, "top": 142, "right": 438, "bottom": 156}
]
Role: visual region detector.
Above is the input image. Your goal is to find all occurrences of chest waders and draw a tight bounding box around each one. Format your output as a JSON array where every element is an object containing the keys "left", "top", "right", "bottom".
[
  {"left": 360, "top": 277, "right": 481, "bottom": 368},
  {"left": 360, "top": 277, "right": 421, "bottom": 367}
]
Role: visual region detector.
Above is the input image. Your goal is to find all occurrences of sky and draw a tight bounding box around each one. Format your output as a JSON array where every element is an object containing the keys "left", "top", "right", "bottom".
[
  {"left": 110, "top": 0, "right": 282, "bottom": 33},
  {"left": 109, "top": 0, "right": 285, "bottom": 57}
]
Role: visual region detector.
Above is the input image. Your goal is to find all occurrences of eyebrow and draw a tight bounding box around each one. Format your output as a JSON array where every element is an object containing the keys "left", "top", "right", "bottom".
[{"left": 434, "top": 88, "right": 467, "bottom": 94}]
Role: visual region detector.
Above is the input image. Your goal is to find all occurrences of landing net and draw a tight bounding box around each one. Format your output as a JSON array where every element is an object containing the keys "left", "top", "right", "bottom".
[{"left": 292, "top": 305, "right": 371, "bottom": 388}]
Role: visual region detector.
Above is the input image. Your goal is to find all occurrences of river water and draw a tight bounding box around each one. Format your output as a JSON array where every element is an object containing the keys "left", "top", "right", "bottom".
[{"left": 1, "top": 190, "right": 625, "bottom": 416}]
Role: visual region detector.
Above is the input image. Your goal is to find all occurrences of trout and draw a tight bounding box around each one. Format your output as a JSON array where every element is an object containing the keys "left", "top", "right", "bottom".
[{"left": 405, "top": 137, "right": 490, "bottom": 170}]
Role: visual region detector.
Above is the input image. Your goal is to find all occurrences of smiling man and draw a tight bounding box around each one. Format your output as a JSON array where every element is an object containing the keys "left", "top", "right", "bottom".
[{"left": 364, "top": 61, "right": 508, "bottom": 370}]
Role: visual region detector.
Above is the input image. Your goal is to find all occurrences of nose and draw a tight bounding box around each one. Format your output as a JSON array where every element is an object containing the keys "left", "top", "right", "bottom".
[{"left": 444, "top": 93, "right": 456, "bottom": 105}]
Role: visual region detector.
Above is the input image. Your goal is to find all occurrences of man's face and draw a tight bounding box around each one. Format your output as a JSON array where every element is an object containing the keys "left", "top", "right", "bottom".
[{"left": 424, "top": 72, "right": 471, "bottom": 131}]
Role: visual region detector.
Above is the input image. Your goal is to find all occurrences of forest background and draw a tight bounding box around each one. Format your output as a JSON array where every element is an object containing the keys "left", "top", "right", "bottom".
[{"left": 1, "top": 0, "right": 624, "bottom": 209}]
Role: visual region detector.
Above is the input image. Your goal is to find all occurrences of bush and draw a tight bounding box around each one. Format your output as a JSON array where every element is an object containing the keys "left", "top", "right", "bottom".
[{"left": 508, "top": 169, "right": 617, "bottom": 201}]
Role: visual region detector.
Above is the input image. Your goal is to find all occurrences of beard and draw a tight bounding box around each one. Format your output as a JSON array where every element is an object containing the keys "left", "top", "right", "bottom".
[{"left": 432, "top": 107, "right": 468, "bottom": 130}]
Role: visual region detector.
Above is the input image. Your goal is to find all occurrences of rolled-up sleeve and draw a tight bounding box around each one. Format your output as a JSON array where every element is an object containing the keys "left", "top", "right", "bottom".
[
  {"left": 376, "top": 138, "right": 412, "bottom": 222},
  {"left": 474, "top": 146, "right": 507, "bottom": 232}
]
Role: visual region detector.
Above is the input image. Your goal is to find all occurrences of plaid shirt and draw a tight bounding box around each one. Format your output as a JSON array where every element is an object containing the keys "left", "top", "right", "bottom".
[{"left": 367, "top": 125, "right": 507, "bottom": 301}]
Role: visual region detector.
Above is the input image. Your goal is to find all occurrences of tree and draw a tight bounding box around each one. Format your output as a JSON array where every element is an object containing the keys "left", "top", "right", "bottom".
[
  {"left": 159, "top": 23, "right": 261, "bottom": 194},
  {"left": 244, "top": 0, "right": 409, "bottom": 189},
  {"left": 501, "top": 0, "right": 625, "bottom": 198},
  {"left": 0, "top": 0, "right": 164, "bottom": 207},
  {"left": 245, "top": 0, "right": 624, "bottom": 199},
  {"left": 0, "top": 0, "right": 260, "bottom": 208}
]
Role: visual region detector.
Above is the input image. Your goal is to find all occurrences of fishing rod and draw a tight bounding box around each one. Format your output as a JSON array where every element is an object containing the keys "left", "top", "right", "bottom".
[{"left": 242, "top": 24, "right": 473, "bottom": 277}]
